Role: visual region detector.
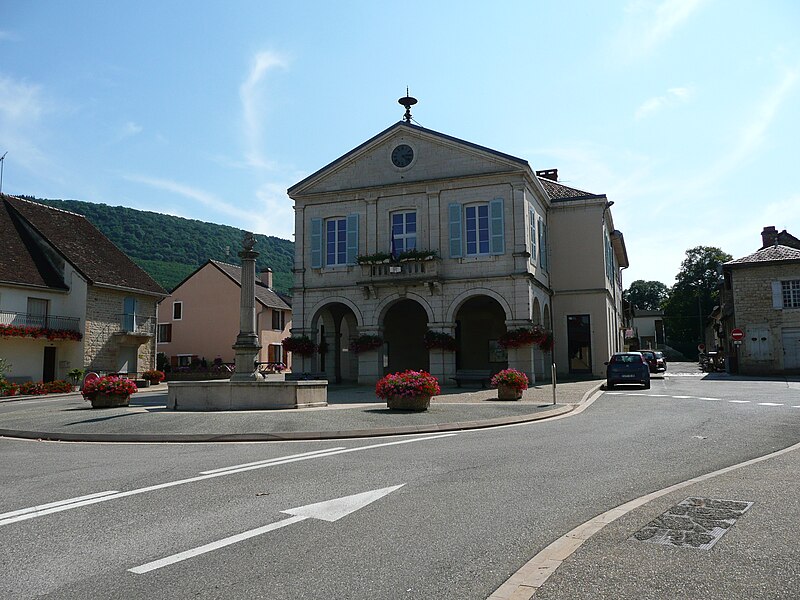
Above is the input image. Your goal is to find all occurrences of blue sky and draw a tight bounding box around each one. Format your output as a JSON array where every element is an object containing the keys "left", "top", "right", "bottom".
[{"left": 2, "top": 1, "right": 798, "bottom": 286}]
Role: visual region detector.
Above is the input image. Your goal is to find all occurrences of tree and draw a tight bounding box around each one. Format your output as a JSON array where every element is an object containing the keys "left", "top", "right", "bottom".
[
  {"left": 624, "top": 280, "right": 669, "bottom": 310},
  {"left": 663, "top": 246, "right": 732, "bottom": 358}
]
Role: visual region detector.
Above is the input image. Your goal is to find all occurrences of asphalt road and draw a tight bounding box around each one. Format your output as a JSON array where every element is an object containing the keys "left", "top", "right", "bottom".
[{"left": 1, "top": 373, "right": 798, "bottom": 599}]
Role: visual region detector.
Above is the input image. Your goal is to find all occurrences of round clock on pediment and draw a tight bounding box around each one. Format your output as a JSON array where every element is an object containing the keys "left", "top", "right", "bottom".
[{"left": 391, "top": 143, "right": 414, "bottom": 168}]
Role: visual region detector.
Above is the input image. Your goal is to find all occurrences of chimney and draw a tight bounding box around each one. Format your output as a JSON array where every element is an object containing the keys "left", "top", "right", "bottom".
[
  {"left": 259, "top": 267, "right": 273, "bottom": 289},
  {"left": 535, "top": 168, "right": 558, "bottom": 182},
  {"left": 761, "top": 226, "right": 778, "bottom": 248}
]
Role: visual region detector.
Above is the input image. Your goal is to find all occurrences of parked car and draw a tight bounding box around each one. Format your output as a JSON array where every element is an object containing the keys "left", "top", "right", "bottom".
[
  {"left": 605, "top": 352, "right": 650, "bottom": 389},
  {"left": 640, "top": 350, "right": 667, "bottom": 373}
]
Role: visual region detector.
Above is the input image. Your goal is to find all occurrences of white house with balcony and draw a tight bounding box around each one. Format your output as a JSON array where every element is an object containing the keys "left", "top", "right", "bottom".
[
  {"left": 287, "top": 118, "right": 628, "bottom": 384},
  {"left": 0, "top": 195, "right": 166, "bottom": 382}
]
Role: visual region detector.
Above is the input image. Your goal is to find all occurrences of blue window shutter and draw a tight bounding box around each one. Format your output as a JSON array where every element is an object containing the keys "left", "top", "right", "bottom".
[
  {"left": 490, "top": 198, "right": 504, "bottom": 255},
  {"left": 311, "top": 218, "right": 322, "bottom": 268},
  {"left": 346, "top": 213, "right": 359, "bottom": 265},
  {"left": 529, "top": 208, "right": 536, "bottom": 264},
  {"left": 538, "top": 219, "right": 545, "bottom": 268},
  {"left": 448, "top": 203, "right": 463, "bottom": 258}
]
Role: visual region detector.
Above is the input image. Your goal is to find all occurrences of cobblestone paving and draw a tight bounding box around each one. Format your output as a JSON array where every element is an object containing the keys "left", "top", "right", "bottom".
[{"left": 631, "top": 497, "right": 753, "bottom": 550}]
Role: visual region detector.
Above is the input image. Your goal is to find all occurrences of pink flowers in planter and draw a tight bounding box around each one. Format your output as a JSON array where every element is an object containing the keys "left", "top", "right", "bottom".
[
  {"left": 142, "top": 369, "right": 165, "bottom": 384},
  {"left": 490, "top": 368, "right": 529, "bottom": 392},
  {"left": 282, "top": 336, "right": 317, "bottom": 357},
  {"left": 0, "top": 324, "right": 82, "bottom": 341},
  {"left": 349, "top": 335, "right": 383, "bottom": 354},
  {"left": 82, "top": 375, "right": 138, "bottom": 400},
  {"left": 375, "top": 370, "right": 441, "bottom": 399},
  {"left": 498, "top": 326, "right": 553, "bottom": 352}
]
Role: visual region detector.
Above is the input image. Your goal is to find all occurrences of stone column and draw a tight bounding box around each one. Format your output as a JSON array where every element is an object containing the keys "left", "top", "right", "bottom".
[{"left": 231, "top": 232, "right": 264, "bottom": 381}]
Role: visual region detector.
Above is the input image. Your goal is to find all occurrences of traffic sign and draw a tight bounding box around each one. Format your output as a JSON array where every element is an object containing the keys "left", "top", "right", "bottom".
[
  {"left": 697, "top": 343, "right": 705, "bottom": 351},
  {"left": 731, "top": 328, "right": 745, "bottom": 341}
]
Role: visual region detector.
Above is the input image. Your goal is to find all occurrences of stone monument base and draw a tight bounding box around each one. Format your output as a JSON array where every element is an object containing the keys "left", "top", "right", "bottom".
[{"left": 167, "top": 380, "right": 327, "bottom": 411}]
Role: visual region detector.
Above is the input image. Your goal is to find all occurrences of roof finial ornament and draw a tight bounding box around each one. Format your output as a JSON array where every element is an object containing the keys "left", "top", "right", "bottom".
[{"left": 398, "top": 87, "right": 417, "bottom": 123}]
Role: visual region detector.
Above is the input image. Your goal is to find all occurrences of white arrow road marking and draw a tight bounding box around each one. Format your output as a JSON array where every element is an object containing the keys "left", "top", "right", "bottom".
[
  {"left": 0, "top": 434, "right": 453, "bottom": 527},
  {"left": 129, "top": 484, "right": 405, "bottom": 574}
]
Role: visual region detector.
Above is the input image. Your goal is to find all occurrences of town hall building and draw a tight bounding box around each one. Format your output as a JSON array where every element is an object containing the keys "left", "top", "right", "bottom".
[{"left": 287, "top": 108, "right": 628, "bottom": 385}]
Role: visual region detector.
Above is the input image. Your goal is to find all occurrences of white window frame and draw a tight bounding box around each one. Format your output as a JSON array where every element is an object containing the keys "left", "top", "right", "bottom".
[
  {"left": 272, "top": 309, "right": 285, "bottom": 331},
  {"left": 390, "top": 210, "right": 417, "bottom": 256},
  {"left": 172, "top": 301, "right": 183, "bottom": 321},
  {"left": 157, "top": 323, "right": 172, "bottom": 344},
  {"left": 464, "top": 203, "right": 490, "bottom": 256},
  {"left": 528, "top": 207, "right": 537, "bottom": 264},
  {"left": 325, "top": 217, "right": 348, "bottom": 266},
  {"left": 781, "top": 280, "right": 800, "bottom": 308}
]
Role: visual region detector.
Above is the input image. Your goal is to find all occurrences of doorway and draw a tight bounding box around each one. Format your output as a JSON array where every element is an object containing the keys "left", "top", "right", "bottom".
[
  {"left": 43, "top": 347, "right": 56, "bottom": 382},
  {"left": 567, "top": 314, "right": 592, "bottom": 374}
]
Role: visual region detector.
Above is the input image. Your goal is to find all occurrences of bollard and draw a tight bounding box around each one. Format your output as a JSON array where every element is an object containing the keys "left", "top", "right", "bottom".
[{"left": 551, "top": 363, "right": 557, "bottom": 405}]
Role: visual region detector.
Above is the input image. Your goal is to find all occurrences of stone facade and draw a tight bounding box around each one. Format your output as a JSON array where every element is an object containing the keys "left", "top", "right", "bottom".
[
  {"left": 727, "top": 262, "right": 800, "bottom": 374},
  {"left": 288, "top": 122, "right": 628, "bottom": 384},
  {"left": 84, "top": 287, "right": 158, "bottom": 374}
]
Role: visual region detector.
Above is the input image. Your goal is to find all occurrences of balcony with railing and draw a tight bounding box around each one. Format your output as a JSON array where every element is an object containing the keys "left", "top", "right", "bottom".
[
  {"left": 114, "top": 313, "right": 156, "bottom": 340},
  {"left": 0, "top": 310, "right": 82, "bottom": 341},
  {"left": 358, "top": 258, "right": 441, "bottom": 284}
]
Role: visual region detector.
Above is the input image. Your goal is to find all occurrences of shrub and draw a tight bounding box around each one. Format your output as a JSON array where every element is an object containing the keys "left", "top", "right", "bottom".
[
  {"left": 375, "top": 370, "right": 441, "bottom": 399},
  {"left": 142, "top": 369, "right": 165, "bottom": 383},
  {"left": 490, "top": 368, "right": 529, "bottom": 392},
  {"left": 282, "top": 336, "right": 317, "bottom": 356},
  {"left": 349, "top": 335, "right": 383, "bottom": 354}
]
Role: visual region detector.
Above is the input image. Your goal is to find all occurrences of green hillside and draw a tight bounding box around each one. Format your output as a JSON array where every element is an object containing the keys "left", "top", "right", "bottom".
[{"left": 27, "top": 197, "right": 294, "bottom": 294}]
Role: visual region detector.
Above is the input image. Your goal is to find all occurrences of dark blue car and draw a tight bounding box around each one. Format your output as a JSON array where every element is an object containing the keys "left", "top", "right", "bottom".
[{"left": 605, "top": 352, "right": 650, "bottom": 389}]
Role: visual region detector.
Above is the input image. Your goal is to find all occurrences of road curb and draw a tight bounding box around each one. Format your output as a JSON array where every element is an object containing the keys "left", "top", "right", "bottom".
[
  {"left": 0, "top": 403, "right": 577, "bottom": 444},
  {"left": 489, "top": 434, "right": 800, "bottom": 600}
]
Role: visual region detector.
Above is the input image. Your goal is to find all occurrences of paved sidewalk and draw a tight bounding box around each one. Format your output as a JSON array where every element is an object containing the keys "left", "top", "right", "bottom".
[{"left": 0, "top": 379, "right": 601, "bottom": 442}]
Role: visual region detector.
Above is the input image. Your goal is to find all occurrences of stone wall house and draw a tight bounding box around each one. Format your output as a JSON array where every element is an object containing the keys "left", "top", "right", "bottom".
[
  {"left": 721, "top": 226, "right": 800, "bottom": 375},
  {"left": 287, "top": 120, "right": 628, "bottom": 384},
  {"left": 0, "top": 195, "right": 166, "bottom": 382},
  {"left": 157, "top": 260, "right": 291, "bottom": 370}
]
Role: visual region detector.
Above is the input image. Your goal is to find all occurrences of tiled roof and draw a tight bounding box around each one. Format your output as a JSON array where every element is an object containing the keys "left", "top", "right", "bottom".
[
  {"left": 210, "top": 260, "right": 292, "bottom": 310},
  {"left": 537, "top": 177, "right": 603, "bottom": 201},
  {"left": 726, "top": 245, "right": 800, "bottom": 265},
  {"left": 0, "top": 197, "right": 68, "bottom": 289},
  {"left": 1, "top": 195, "right": 166, "bottom": 295}
]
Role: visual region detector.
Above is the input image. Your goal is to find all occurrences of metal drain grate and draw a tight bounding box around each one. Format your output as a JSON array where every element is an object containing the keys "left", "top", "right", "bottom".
[{"left": 631, "top": 497, "right": 753, "bottom": 550}]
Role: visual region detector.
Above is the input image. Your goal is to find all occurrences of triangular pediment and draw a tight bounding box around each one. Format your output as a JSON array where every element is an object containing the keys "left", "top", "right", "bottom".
[{"left": 288, "top": 122, "right": 530, "bottom": 197}]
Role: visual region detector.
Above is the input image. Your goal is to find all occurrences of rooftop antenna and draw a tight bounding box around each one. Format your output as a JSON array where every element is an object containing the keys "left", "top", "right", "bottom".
[
  {"left": 0, "top": 152, "right": 7, "bottom": 194},
  {"left": 398, "top": 88, "right": 417, "bottom": 123}
]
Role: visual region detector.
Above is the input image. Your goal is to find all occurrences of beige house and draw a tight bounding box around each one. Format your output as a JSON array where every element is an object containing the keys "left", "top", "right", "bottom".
[
  {"left": 157, "top": 260, "right": 292, "bottom": 369},
  {"left": 0, "top": 194, "right": 166, "bottom": 381},
  {"left": 630, "top": 309, "right": 666, "bottom": 350},
  {"left": 720, "top": 226, "right": 800, "bottom": 374},
  {"left": 287, "top": 120, "right": 628, "bottom": 384}
]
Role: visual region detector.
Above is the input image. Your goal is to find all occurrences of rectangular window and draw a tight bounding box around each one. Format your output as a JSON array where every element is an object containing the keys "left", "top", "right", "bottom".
[
  {"left": 391, "top": 211, "right": 417, "bottom": 256},
  {"left": 157, "top": 323, "right": 172, "bottom": 343},
  {"left": 173, "top": 301, "right": 183, "bottom": 320},
  {"left": 528, "top": 208, "right": 537, "bottom": 264},
  {"left": 122, "top": 296, "right": 138, "bottom": 332},
  {"left": 272, "top": 309, "right": 284, "bottom": 331},
  {"left": 27, "top": 297, "right": 49, "bottom": 328},
  {"left": 267, "top": 344, "right": 284, "bottom": 364},
  {"left": 465, "top": 204, "right": 490, "bottom": 256},
  {"left": 326, "top": 218, "right": 348, "bottom": 266},
  {"left": 782, "top": 280, "right": 800, "bottom": 308},
  {"left": 538, "top": 218, "right": 548, "bottom": 271}
]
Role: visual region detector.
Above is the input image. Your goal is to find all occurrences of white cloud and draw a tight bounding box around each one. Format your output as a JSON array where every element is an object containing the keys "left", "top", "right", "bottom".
[
  {"left": 0, "top": 76, "right": 45, "bottom": 122},
  {"left": 249, "top": 182, "right": 295, "bottom": 239},
  {"left": 119, "top": 121, "right": 142, "bottom": 139},
  {"left": 693, "top": 67, "right": 798, "bottom": 188},
  {"left": 635, "top": 86, "right": 692, "bottom": 120},
  {"left": 239, "top": 51, "right": 287, "bottom": 170},
  {"left": 617, "top": 0, "right": 707, "bottom": 58},
  {"left": 123, "top": 174, "right": 253, "bottom": 223}
]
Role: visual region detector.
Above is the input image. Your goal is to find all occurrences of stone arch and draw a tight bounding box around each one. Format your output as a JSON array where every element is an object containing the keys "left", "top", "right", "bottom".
[
  {"left": 445, "top": 288, "right": 513, "bottom": 324},
  {"left": 532, "top": 297, "right": 542, "bottom": 326},
  {"left": 543, "top": 303, "right": 552, "bottom": 330},
  {"left": 375, "top": 292, "right": 435, "bottom": 325},
  {"left": 308, "top": 299, "right": 361, "bottom": 383},
  {"left": 308, "top": 295, "right": 364, "bottom": 329}
]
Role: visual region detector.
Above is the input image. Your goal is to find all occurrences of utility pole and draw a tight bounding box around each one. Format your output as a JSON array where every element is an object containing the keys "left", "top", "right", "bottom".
[{"left": 0, "top": 152, "right": 7, "bottom": 194}]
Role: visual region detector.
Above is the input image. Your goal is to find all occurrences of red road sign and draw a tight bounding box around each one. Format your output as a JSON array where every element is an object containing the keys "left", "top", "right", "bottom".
[
  {"left": 697, "top": 343, "right": 705, "bottom": 351},
  {"left": 731, "top": 328, "right": 745, "bottom": 341}
]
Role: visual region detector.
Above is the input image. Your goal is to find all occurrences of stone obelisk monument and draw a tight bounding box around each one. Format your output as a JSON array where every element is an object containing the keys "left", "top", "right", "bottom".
[{"left": 231, "top": 232, "right": 264, "bottom": 381}]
